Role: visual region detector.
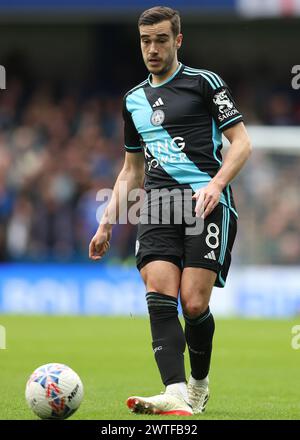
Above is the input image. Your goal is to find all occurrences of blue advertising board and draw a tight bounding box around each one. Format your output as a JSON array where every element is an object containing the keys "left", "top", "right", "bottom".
[
  {"left": 0, "top": 264, "right": 300, "bottom": 317},
  {"left": 0, "top": 264, "right": 146, "bottom": 316}
]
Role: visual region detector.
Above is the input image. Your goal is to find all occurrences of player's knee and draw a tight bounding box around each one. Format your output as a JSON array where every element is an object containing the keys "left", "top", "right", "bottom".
[
  {"left": 141, "top": 270, "right": 179, "bottom": 297},
  {"left": 147, "top": 282, "right": 165, "bottom": 294},
  {"left": 183, "top": 303, "right": 208, "bottom": 318},
  {"left": 144, "top": 273, "right": 168, "bottom": 293},
  {"left": 182, "top": 296, "right": 209, "bottom": 318}
]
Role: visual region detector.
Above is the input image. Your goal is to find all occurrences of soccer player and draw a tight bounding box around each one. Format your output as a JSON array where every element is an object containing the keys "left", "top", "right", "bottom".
[{"left": 89, "top": 6, "right": 251, "bottom": 416}]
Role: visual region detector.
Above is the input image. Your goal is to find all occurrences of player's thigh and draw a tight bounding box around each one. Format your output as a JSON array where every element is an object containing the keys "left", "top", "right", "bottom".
[
  {"left": 180, "top": 267, "right": 216, "bottom": 316},
  {"left": 136, "top": 219, "right": 183, "bottom": 298},
  {"left": 140, "top": 260, "right": 181, "bottom": 298},
  {"left": 136, "top": 221, "right": 183, "bottom": 268}
]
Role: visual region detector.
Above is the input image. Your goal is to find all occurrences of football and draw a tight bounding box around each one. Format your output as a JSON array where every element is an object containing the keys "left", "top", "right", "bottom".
[{"left": 25, "top": 363, "right": 84, "bottom": 419}]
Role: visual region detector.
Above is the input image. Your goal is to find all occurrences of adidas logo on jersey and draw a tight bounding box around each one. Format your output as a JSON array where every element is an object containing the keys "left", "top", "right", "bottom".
[
  {"left": 204, "top": 251, "right": 216, "bottom": 261},
  {"left": 153, "top": 97, "right": 164, "bottom": 108}
]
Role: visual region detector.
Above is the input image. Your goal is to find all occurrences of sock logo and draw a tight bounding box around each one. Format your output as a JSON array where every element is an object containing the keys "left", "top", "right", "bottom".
[
  {"left": 153, "top": 346, "right": 163, "bottom": 354},
  {"left": 188, "top": 345, "right": 205, "bottom": 355}
]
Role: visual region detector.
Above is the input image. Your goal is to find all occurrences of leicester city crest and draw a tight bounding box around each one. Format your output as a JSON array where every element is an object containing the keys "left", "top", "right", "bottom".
[{"left": 151, "top": 109, "right": 165, "bottom": 126}]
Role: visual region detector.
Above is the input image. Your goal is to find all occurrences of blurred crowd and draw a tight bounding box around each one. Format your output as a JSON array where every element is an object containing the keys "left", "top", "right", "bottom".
[
  {"left": 0, "top": 77, "right": 299, "bottom": 265},
  {"left": 234, "top": 152, "right": 300, "bottom": 265}
]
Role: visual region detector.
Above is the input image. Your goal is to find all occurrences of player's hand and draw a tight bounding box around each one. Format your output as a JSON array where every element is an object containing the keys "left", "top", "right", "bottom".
[
  {"left": 89, "top": 226, "right": 112, "bottom": 260},
  {"left": 192, "top": 181, "right": 223, "bottom": 219}
]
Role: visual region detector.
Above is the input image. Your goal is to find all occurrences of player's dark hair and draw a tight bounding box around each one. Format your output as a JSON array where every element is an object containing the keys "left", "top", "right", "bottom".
[{"left": 138, "top": 6, "right": 181, "bottom": 37}]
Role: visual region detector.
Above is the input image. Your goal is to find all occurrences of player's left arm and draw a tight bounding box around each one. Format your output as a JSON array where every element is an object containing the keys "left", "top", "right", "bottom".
[
  {"left": 194, "top": 121, "right": 252, "bottom": 218},
  {"left": 195, "top": 74, "right": 252, "bottom": 218}
]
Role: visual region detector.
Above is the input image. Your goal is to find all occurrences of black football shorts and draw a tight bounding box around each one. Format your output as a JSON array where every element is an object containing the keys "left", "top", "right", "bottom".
[{"left": 135, "top": 192, "right": 237, "bottom": 288}]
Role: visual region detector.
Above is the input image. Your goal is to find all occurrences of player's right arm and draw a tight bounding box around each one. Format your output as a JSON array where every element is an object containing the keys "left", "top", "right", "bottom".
[
  {"left": 89, "top": 151, "right": 144, "bottom": 260},
  {"left": 89, "top": 91, "right": 144, "bottom": 260}
]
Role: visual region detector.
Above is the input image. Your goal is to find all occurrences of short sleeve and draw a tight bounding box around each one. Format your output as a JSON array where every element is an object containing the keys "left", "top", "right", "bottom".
[
  {"left": 200, "top": 72, "right": 243, "bottom": 131},
  {"left": 122, "top": 95, "right": 143, "bottom": 153}
]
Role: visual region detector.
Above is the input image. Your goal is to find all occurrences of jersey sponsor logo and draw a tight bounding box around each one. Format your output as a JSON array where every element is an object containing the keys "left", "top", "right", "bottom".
[
  {"left": 146, "top": 157, "right": 160, "bottom": 170},
  {"left": 146, "top": 136, "right": 186, "bottom": 153},
  {"left": 150, "top": 109, "right": 165, "bottom": 126},
  {"left": 144, "top": 136, "right": 187, "bottom": 170},
  {"left": 213, "top": 90, "right": 239, "bottom": 122}
]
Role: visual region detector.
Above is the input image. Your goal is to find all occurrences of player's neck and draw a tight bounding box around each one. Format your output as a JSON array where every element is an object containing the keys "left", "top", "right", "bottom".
[{"left": 151, "top": 60, "right": 180, "bottom": 86}]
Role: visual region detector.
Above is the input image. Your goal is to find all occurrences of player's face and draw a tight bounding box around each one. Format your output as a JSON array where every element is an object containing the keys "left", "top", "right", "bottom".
[{"left": 139, "top": 20, "right": 182, "bottom": 76}]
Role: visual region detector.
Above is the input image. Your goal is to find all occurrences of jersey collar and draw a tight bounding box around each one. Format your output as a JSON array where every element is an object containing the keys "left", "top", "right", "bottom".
[{"left": 148, "top": 62, "right": 183, "bottom": 88}]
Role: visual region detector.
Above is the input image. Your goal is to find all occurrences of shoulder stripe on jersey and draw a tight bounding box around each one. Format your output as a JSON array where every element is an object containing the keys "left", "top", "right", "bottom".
[
  {"left": 182, "top": 71, "right": 202, "bottom": 75},
  {"left": 126, "top": 79, "right": 148, "bottom": 97},
  {"left": 200, "top": 69, "right": 224, "bottom": 88},
  {"left": 184, "top": 67, "right": 224, "bottom": 88},
  {"left": 183, "top": 70, "right": 217, "bottom": 90},
  {"left": 184, "top": 66, "right": 224, "bottom": 87}
]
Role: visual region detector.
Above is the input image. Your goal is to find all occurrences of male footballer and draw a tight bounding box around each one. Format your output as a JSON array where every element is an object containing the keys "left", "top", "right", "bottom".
[{"left": 89, "top": 6, "right": 251, "bottom": 416}]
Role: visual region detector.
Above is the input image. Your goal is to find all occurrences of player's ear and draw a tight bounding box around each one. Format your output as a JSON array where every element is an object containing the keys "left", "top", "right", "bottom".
[{"left": 175, "top": 33, "right": 183, "bottom": 49}]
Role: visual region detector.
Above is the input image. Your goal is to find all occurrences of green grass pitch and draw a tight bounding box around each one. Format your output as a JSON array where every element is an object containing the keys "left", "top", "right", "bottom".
[{"left": 0, "top": 315, "right": 299, "bottom": 420}]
